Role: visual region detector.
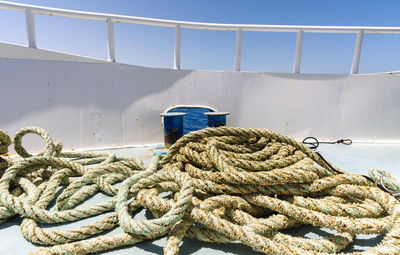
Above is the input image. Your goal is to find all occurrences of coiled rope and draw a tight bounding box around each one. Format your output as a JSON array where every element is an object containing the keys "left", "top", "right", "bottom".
[{"left": 0, "top": 126, "right": 399, "bottom": 255}]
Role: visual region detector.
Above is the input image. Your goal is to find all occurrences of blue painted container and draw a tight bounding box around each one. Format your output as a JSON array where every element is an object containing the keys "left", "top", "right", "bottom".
[
  {"left": 160, "top": 112, "right": 186, "bottom": 148},
  {"left": 204, "top": 112, "right": 230, "bottom": 127}
]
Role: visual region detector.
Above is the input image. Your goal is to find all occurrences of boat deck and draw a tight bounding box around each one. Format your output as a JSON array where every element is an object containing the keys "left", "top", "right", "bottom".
[{"left": 1, "top": 142, "right": 399, "bottom": 255}]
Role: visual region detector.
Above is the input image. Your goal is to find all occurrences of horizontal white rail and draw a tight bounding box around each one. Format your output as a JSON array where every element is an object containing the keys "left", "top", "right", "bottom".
[
  {"left": 1, "top": 1, "right": 399, "bottom": 73},
  {"left": 2, "top": 1, "right": 400, "bottom": 34}
]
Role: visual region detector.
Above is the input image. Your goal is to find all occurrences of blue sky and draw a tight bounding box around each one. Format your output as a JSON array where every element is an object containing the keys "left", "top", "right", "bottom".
[{"left": 0, "top": 0, "right": 400, "bottom": 73}]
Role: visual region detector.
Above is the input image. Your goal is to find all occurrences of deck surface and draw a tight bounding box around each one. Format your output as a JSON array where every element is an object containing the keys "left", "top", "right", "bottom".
[{"left": 1, "top": 142, "right": 399, "bottom": 255}]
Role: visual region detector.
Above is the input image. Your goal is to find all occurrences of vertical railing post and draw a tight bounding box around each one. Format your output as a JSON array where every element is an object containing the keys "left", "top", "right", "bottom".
[
  {"left": 25, "top": 8, "right": 36, "bottom": 48},
  {"left": 174, "top": 24, "right": 181, "bottom": 70},
  {"left": 351, "top": 30, "right": 364, "bottom": 74},
  {"left": 234, "top": 29, "right": 243, "bottom": 71},
  {"left": 293, "top": 30, "right": 303, "bottom": 73},
  {"left": 106, "top": 18, "right": 115, "bottom": 62}
]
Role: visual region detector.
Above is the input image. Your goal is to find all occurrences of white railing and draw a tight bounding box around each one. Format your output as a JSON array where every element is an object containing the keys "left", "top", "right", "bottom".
[{"left": 1, "top": 1, "right": 400, "bottom": 74}]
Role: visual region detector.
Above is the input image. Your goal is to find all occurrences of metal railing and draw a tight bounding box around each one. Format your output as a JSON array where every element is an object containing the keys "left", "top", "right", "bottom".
[{"left": 1, "top": 1, "right": 400, "bottom": 74}]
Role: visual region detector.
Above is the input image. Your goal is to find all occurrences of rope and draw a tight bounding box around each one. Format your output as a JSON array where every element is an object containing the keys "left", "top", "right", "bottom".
[
  {"left": 0, "top": 126, "right": 399, "bottom": 254},
  {"left": 0, "top": 129, "right": 11, "bottom": 155},
  {"left": 369, "top": 168, "right": 400, "bottom": 198},
  {"left": 0, "top": 130, "right": 12, "bottom": 171}
]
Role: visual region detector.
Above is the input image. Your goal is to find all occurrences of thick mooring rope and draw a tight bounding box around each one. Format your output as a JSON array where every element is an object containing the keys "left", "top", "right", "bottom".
[{"left": 0, "top": 126, "right": 399, "bottom": 255}]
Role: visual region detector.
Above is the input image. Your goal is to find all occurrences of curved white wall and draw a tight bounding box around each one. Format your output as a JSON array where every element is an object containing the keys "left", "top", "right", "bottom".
[
  {"left": 0, "top": 42, "right": 105, "bottom": 63},
  {"left": 1, "top": 57, "right": 400, "bottom": 151}
]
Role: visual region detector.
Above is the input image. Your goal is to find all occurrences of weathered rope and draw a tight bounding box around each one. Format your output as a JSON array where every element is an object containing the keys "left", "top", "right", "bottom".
[
  {"left": 369, "top": 168, "right": 400, "bottom": 198},
  {"left": 0, "top": 126, "right": 399, "bottom": 255},
  {"left": 0, "top": 130, "right": 12, "bottom": 171},
  {"left": 0, "top": 129, "right": 11, "bottom": 155}
]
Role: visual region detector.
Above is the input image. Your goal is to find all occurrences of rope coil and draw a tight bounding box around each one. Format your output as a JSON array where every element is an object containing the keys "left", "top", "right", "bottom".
[{"left": 0, "top": 126, "right": 398, "bottom": 254}]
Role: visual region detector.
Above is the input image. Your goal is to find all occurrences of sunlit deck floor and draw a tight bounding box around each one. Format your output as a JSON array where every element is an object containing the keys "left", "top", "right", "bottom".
[{"left": 1, "top": 142, "right": 400, "bottom": 254}]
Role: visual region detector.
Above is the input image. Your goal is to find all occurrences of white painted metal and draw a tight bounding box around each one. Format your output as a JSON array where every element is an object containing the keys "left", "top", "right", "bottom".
[
  {"left": 174, "top": 24, "right": 181, "bottom": 70},
  {"left": 106, "top": 18, "right": 115, "bottom": 62},
  {"left": 0, "top": 41, "right": 105, "bottom": 62},
  {"left": 1, "top": 1, "right": 400, "bottom": 73},
  {"left": 24, "top": 8, "right": 36, "bottom": 48},
  {"left": 1, "top": 1, "right": 399, "bottom": 34},
  {"left": 293, "top": 30, "right": 303, "bottom": 74},
  {"left": 351, "top": 31, "right": 364, "bottom": 74},
  {"left": 1, "top": 58, "right": 400, "bottom": 152},
  {"left": 234, "top": 29, "right": 242, "bottom": 71}
]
